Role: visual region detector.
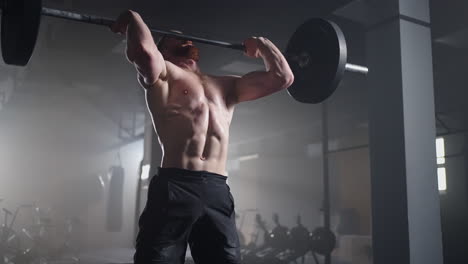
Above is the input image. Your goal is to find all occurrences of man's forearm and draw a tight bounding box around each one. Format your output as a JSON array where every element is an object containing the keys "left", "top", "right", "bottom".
[
  {"left": 256, "top": 37, "right": 293, "bottom": 81},
  {"left": 125, "top": 11, "right": 157, "bottom": 62}
]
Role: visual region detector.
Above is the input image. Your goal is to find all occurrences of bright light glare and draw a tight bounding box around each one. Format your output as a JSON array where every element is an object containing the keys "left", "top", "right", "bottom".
[
  {"left": 436, "top": 138, "right": 445, "bottom": 164},
  {"left": 437, "top": 167, "right": 447, "bottom": 192},
  {"left": 238, "top": 154, "right": 259, "bottom": 162},
  {"left": 141, "top": 164, "right": 150, "bottom": 180}
]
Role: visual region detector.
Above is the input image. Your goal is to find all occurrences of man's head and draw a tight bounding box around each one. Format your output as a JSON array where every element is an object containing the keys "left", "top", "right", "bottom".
[{"left": 157, "top": 32, "right": 200, "bottom": 69}]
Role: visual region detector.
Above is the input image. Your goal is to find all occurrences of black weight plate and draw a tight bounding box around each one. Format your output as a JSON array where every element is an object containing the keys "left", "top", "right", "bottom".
[
  {"left": 2, "top": 0, "right": 42, "bottom": 66},
  {"left": 286, "top": 18, "right": 347, "bottom": 104},
  {"left": 309, "top": 227, "right": 336, "bottom": 255}
]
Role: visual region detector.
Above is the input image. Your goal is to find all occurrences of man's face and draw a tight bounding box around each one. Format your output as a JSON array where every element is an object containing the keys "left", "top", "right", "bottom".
[{"left": 158, "top": 37, "right": 200, "bottom": 66}]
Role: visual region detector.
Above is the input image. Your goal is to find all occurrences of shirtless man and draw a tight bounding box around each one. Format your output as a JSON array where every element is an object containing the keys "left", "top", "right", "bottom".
[{"left": 111, "top": 10, "right": 294, "bottom": 264}]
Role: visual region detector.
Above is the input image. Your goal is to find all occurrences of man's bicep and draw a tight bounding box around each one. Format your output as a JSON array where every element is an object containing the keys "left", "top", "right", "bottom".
[
  {"left": 133, "top": 47, "right": 167, "bottom": 86},
  {"left": 231, "top": 71, "right": 280, "bottom": 104}
]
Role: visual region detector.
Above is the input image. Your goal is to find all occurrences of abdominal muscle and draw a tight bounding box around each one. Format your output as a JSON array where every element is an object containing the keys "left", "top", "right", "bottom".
[{"left": 146, "top": 73, "right": 234, "bottom": 176}]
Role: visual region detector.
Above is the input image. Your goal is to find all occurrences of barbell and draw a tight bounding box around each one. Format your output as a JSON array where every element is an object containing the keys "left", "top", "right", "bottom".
[{"left": 1, "top": 0, "right": 368, "bottom": 104}]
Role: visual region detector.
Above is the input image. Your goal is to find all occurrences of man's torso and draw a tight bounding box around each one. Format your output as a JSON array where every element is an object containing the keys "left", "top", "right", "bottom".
[{"left": 144, "top": 62, "right": 236, "bottom": 176}]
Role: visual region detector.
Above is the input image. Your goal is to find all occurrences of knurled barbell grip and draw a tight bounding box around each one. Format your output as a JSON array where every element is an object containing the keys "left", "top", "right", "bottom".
[
  {"left": 41, "top": 7, "right": 246, "bottom": 51},
  {"left": 42, "top": 7, "right": 115, "bottom": 27}
]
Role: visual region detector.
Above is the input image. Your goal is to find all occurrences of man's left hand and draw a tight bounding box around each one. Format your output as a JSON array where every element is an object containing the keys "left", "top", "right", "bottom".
[{"left": 244, "top": 37, "right": 262, "bottom": 58}]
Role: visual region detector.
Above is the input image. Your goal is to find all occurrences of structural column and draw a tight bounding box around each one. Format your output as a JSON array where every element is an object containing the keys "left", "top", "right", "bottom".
[{"left": 366, "top": 0, "right": 443, "bottom": 263}]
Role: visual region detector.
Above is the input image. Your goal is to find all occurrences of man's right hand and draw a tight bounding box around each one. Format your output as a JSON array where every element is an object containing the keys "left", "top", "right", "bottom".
[{"left": 111, "top": 10, "right": 138, "bottom": 35}]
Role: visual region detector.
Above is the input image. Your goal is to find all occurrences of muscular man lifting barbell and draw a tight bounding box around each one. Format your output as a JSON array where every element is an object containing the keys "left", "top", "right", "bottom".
[
  {"left": 0, "top": 1, "right": 369, "bottom": 261},
  {"left": 111, "top": 10, "right": 294, "bottom": 264}
]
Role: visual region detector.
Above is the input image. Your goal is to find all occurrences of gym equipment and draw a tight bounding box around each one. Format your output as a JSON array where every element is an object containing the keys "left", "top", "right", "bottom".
[
  {"left": 241, "top": 213, "right": 339, "bottom": 264},
  {"left": 0, "top": 204, "right": 35, "bottom": 264},
  {"left": 107, "top": 166, "right": 125, "bottom": 232},
  {"left": 242, "top": 214, "right": 283, "bottom": 263},
  {"left": 289, "top": 215, "right": 311, "bottom": 257},
  {"left": 1, "top": 0, "right": 42, "bottom": 66},
  {"left": 19, "top": 206, "right": 80, "bottom": 264},
  {"left": 309, "top": 227, "right": 336, "bottom": 256},
  {"left": 285, "top": 18, "right": 368, "bottom": 103},
  {"left": 0, "top": 208, "right": 20, "bottom": 264},
  {"left": 0, "top": 0, "right": 367, "bottom": 104},
  {"left": 269, "top": 213, "right": 290, "bottom": 250}
]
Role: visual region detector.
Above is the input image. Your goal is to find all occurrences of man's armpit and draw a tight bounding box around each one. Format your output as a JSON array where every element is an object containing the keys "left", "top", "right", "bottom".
[{"left": 138, "top": 74, "right": 156, "bottom": 89}]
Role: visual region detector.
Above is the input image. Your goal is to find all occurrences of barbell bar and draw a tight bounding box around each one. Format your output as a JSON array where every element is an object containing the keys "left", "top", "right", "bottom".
[
  {"left": 41, "top": 7, "right": 247, "bottom": 51},
  {"left": 1, "top": 0, "right": 368, "bottom": 104}
]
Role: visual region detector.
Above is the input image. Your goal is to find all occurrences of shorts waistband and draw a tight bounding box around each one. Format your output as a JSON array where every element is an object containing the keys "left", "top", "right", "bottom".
[{"left": 157, "top": 167, "right": 228, "bottom": 181}]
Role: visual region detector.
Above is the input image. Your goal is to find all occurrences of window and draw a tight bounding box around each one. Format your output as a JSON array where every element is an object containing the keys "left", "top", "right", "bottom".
[
  {"left": 140, "top": 164, "right": 151, "bottom": 180},
  {"left": 436, "top": 138, "right": 446, "bottom": 193}
]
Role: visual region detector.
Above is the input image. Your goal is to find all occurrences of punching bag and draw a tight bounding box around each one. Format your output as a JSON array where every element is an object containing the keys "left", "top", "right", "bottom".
[{"left": 107, "top": 166, "right": 125, "bottom": 232}]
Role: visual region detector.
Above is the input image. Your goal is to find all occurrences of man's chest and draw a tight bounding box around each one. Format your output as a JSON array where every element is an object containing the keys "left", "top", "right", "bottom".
[{"left": 166, "top": 74, "right": 229, "bottom": 113}]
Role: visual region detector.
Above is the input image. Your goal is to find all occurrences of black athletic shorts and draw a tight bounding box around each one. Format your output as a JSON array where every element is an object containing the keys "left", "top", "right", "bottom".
[{"left": 134, "top": 167, "right": 241, "bottom": 264}]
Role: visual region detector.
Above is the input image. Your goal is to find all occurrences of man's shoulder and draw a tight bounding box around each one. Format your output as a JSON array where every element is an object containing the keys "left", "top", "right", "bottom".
[{"left": 164, "top": 61, "right": 183, "bottom": 77}]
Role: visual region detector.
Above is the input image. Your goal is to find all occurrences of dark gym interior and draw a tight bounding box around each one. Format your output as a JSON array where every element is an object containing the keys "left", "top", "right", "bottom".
[{"left": 0, "top": 0, "right": 466, "bottom": 264}]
